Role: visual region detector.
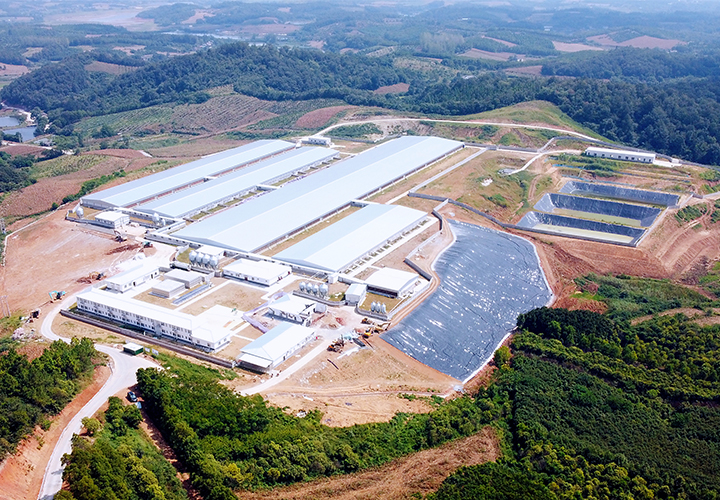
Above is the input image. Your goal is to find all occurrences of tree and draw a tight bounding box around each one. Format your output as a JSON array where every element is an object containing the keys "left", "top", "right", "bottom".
[
  {"left": 494, "top": 346, "right": 511, "bottom": 368},
  {"left": 81, "top": 417, "right": 100, "bottom": 436}
]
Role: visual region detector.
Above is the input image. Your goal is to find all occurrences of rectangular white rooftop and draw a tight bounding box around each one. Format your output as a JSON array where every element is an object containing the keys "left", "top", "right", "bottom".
[
  {"left": 365, "top": 267, "right": 419, "bottom": 295},
  {"left": 239, "top": 322, "right": 315, "bottom": 366},
  {"left": 172, "top": 136, "right": 462, "bottom": 252},
  {"left": 275, "top": 204, "right": 426, "bottom": 272},
  {"left": 585, "top": 146, "right": 655, "bottom": 160},
  {"left": 135, "top": 147, "right": 338, "bottom": 219},
  {"left": 104, "top": 262, "right": 158, "bottom": 289},
  {"left": 223, "top": 258, "right": 291, "bottom": 282},
  {"left": 81, "top": 140, "right": 293, "bottom": 209}
]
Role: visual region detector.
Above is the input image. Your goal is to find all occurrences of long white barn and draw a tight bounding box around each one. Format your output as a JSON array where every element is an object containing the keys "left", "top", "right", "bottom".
[
  {"left": 81, "top": 140, "right": 293, "bottom": 210},
  {"left": 135, "top": 147, "right": 338, "bottom": 219},
  {"left": 275, "top": 204, "right": 427, "bottom": 272},
  {"left": 173, "top": 136, "right": 463, "bottom": 252}
]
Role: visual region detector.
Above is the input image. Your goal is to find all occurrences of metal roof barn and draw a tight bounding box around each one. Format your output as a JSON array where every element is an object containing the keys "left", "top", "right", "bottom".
[
  {"left": 81, "top": 140, "right": 293, "bottom": 210},
  {"left": 173, "top": 136, "right": 462, "bottom": 252},
  {"left": 275, "top": 203, "right": 427, "bottom": 272},
  {"left": 135, "top": 147, "right": 338, "bottom": 219}
]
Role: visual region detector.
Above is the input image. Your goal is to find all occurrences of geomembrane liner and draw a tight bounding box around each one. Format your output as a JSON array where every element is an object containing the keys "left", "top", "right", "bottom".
[
  {"left": 534, "top": 193, "right": 661, "bottom": 227},
  {"left": 381, "top": 221, "right": 552, "bottom": 381},
  {"left": 517, "top": 211, "right": 646, "bottom": 246},
  {"left": 560, "top": 181, "right": 680, "bottom": 206}
]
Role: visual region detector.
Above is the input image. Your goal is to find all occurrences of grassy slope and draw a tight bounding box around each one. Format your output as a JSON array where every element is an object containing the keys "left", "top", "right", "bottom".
[{"left": 454, "top": 100, "right": 608, "bottom": 140}]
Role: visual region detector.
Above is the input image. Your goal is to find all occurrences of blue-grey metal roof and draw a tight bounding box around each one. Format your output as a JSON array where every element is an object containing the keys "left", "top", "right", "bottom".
[
  {"left": 135, "top": 147, "right": 338, "bottom": 219},
  {"left": 172, "top": 136, "right": 463, "bottom": 252},
  {"left": 275, "top": 204, "right": 427, "bottom": 272},
  {"left": 81, "top": 140, "right": 293, "bottom": 208}
]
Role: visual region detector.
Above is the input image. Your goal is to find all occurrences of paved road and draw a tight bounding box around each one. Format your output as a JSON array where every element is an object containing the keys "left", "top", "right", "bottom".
[{"left": 38, "top": 295, "right": 158, "bottom": 500}]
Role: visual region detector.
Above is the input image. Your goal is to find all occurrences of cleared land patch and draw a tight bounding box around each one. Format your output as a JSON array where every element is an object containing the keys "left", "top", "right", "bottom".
[{"left": 235, "top": 428, "right": 499, "bottom": 500}]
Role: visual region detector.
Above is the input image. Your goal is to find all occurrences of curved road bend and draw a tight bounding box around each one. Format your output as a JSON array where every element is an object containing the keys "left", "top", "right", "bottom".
[{"left": 38, "top": 295, "right": 158, "bottom": 500}]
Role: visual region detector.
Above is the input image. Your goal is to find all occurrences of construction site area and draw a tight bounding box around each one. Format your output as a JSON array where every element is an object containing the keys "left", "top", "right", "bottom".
[{"left": 5, "top": 126, "right": 720, "bottom": 425}]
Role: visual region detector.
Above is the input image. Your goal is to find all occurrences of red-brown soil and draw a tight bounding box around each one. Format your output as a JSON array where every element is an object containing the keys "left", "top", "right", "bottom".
[
  {"left": 236, "top": 428, "right": 499, "bottom": 500},
  {"left": 83, "top": 148, "right": 148, "bottom": 159},
  {"left": 373, "top": 83, "right": 410, "bottom": 95},
  {"left": 0, "top": 365, "right": 110, "bottom": 500},
  {"left": 0, "top": 144, "right": 47, "bottom": 156},
  {"left": 295, "top": 106, "right": 355, "bottom": 129}
]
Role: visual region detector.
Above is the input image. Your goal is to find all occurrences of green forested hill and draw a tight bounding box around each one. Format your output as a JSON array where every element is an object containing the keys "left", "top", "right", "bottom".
[{"left": 0, "top": 43, "right": 408, "bottom": 128}]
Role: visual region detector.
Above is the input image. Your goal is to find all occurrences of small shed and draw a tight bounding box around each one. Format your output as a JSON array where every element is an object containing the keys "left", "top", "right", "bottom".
[{"left": 123, "top": 343, "right": 144, "bottom": 355}]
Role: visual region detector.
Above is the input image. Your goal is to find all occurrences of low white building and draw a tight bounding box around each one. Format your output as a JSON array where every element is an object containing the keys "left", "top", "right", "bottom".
[
  {"left": 268, "top": 294, "right": 315, "bottom": 326},
  {"left": 303, "top": 136, "right": 332, "bottom": 147},
  {"left": 345, "top": 283, "right": 367, "bottom": 305},
  {"left": 151, "top": 280, "right": 185, "bottom": 299},
  {"left": 164, "top": 268, "right": 206, "bottom": 289},
  {"left": 76, "top": 288, "right": 232, "bottom": 351},
  {"left": 585, "top": 147, "right": 655, "bottom": 164},
  {"left": 365, "top": 268, "right": 419, "bottom": 298},
  {"left": 94, "top": 211, "right": 130, "bottom": 229},
  {"left": 105, "top": 263, "right": 160, "bottom": 293},
  {"left": 223, "top": 258, "right": 291, "bottom": 286},
  {"left": 237, "top": 322, "right": 315, "bottom": 372}
]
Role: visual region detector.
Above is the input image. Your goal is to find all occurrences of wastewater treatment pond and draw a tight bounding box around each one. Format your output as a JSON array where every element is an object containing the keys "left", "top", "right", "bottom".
[{"left": 381, "top": 221, "right": 552, "bottom": 382}]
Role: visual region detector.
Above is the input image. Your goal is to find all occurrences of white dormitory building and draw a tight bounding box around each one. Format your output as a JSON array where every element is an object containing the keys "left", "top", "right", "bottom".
[
  {"left": 75, "top": 288, "right": 232, "bottom": 351},
  {"left": 222, "top": 258, "right": 292, "bottom": 286},
  {"left": 585, "top": 147, "right": 656, "bottom": 164}
]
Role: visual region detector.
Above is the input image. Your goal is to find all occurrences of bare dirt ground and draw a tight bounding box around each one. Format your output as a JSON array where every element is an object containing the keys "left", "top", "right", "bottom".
[
  {"left": 0, "top": 365, "right": 110, "bottom": 500},
  {"left": 373, "top": 83, "right": 410, "bottom": 95},
  {"left": 236, "top": 427, "right": 499, "bottom": 500},
  {"left": 552, "top": 41, "right": 604, "bottom": 52},
  {"left": 1, "top": 209, "right": 146, "bottom": 313},
  {"left": 295, "top": 105, "right": 355, "bottom": 129}
]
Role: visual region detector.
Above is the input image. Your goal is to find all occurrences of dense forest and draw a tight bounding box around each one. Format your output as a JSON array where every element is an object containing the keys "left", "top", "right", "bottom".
[
  {"left": 55, "top": 276, "right": 720, "bottom": 499},
  {"left": 58, "top": 396, "right": 187, "bottom": 500},
  {"left": 5, "top": 40, "right": 720, "bottom": 164},
  {"left": 0, "top": 338, "right": 97, "bottom": 459}
]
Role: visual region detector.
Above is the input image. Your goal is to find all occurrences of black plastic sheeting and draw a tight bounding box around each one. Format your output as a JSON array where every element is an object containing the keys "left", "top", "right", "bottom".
[
  {"left": 381, "top": 221, "right": 552, "bottom": 382},
  {"left": 517, "top": 211, "right": 646, "bottom": 245},
  {"left": 535, "top": 193, "right": 661, "bottom": 227},
  {"left": 560, "top": 181, "right": 680, "bottom": 206}
]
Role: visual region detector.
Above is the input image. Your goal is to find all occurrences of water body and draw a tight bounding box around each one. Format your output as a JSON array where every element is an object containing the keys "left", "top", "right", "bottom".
[
  {"left": 381, "top": 221, "right": 552, "bottom": 382},
  {"left": 0, "top": 116, "right": 20, "bottom": 127},
  {"left": 4, "top": 126, "right": 36, "bottom": 142}
]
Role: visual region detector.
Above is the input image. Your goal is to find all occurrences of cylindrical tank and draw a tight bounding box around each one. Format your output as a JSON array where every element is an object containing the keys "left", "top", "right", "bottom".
[
  {"left": 189, "top": 251, "right": 198, "bottom": 264},
  {"left": 201, "top": 253, "right": 211, "bottom": 266},
  {"left": 381, "top": 303, "right": 387, "bottom": 314},
  {"left": 75, "top": 205, "right": 84, "bottom": 218},
  {"left": 320, "top": 284, "right": 329, "bottom": 296},
  {"left": 210, "top": 256, "right": 220, "bottom": 268}
]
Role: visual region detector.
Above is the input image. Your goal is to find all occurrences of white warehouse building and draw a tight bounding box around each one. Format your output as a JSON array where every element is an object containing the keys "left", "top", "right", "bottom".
[
  {"left": 104, "top": 263, "right": 160, "bottom": 293},
  {"left": 94, "top": 211, "right": 130, "bottom": 229},
  {"left": 585, "top": 147, "right": 655, "bottom": 164},
  {"left": 75, "top": 288, "right": 233, "bottom": 351},
  {"left": 237, "top": 322, "right": 315, "bottom": 373},
  {"left": 223, "top": 259, "right": 291, "bottom": 286}
]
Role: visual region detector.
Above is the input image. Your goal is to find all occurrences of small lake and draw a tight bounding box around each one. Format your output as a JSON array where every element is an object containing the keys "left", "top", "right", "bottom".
[
  {"left": 4, "top": 126, "right": 36, "bottom": 142},
  {"left": 381, "top": 221, "right": 553, "bottom": 382},
  {"left": 0, "top": 116, "right": 21, "bottom": 127}
]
